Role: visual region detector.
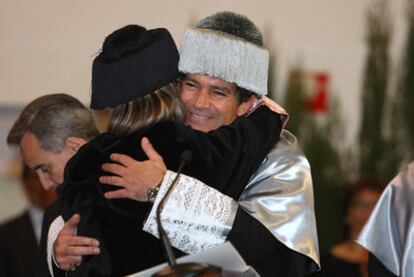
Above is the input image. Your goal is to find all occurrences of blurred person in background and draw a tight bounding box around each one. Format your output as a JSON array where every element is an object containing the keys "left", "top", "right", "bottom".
[
  {"left": 358, "top": 162, "right": 414, "bottom": 277},
  {"left": 0, "top": 164, "right": 56, "bottom": 277},
  {"left": 315, "top": 178, "right": 384, "bottom": 277}
]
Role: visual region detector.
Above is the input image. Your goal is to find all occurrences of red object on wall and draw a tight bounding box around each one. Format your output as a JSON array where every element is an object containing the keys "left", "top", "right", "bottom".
[{"left": 307, "top": 73, "right": 329, "bottom": 113}]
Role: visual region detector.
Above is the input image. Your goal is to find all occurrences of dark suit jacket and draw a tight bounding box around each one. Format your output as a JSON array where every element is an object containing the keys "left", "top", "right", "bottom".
[
  {"left": 34, "top": 200, "right": 60, "bottom": 277},
  {"left": 0, "top": 210, "right": 38, "bottom": 277}
]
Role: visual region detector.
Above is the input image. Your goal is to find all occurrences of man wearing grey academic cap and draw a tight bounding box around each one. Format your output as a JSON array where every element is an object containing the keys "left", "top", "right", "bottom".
[{"left": 52, "top": 11, "right": 320, "bottom": 276}]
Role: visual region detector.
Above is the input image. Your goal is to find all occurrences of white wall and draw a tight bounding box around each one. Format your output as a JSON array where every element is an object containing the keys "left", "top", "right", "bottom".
[
  {"left": 0, "top": 0, "right": 407, "bottom": 146},
  {"left": 0, "top": 107, "right": 28, "bottom": 223}
]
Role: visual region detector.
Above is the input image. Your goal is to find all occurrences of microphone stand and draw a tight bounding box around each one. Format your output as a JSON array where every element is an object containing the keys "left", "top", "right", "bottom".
[{"left": 153, "top": 151, "right": 222, "bottom": 277}]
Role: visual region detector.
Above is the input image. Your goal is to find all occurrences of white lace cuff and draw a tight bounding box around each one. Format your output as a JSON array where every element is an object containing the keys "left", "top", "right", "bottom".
[
  {"left": 143, "top": 170, "right": 238, "bottom": 254},
  {"left": 47, "top": 216, "right": 64, "bottom": 277}
]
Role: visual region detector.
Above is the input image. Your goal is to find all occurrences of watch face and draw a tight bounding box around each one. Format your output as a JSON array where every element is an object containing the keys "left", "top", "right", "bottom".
[{"left": 147, "top": 187, "right": 159, "bottom": 203}]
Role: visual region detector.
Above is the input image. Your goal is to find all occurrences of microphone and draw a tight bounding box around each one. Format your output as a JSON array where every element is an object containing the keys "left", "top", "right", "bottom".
[
  {"left": 179, "top": 150, "right": 193, "bottom": 166},
  {"left": 156, "top": 150, "right": 192, "bottom": 267},
  {"left": 153, "top": 150, "right": 221, "bottom": 277}
]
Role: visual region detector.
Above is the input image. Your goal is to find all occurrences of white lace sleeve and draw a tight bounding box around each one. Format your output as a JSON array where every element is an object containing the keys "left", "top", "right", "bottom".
[
  {"left": 143, "top": 170, "right": 238, "bottom": 254},
  {"left": 47, "top": 216, "right": 64, "bottom": 277}
]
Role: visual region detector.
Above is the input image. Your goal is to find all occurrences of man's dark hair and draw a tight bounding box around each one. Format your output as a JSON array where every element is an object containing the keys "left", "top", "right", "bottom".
[
  {"left": 196, "top": 11, "right": 263, "bottom": 46},
  {"left": 236, "top": 86, "right": 258, "bottom": 103}
]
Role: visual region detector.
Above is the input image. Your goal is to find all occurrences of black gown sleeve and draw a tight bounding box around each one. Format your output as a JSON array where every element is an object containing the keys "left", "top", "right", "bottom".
[
  {"left": 147, "top": 105, "right": 282, "bottom": 199},
  {"left": 228, "top": 208, "right": 314, "bottom": 277}
]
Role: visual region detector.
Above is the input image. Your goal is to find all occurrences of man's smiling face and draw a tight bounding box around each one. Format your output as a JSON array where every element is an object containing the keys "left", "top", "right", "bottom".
[{"left": 178, "top": 74, "right": 251, "bottom": 133}]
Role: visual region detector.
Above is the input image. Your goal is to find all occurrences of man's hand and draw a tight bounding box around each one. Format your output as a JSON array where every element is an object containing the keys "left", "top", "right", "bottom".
[
  {"left": 100, "top": 137, "right": 167, "bottom": 201},
  {"left": 53, "top": 214, "right": 100, "bottom": 271}
]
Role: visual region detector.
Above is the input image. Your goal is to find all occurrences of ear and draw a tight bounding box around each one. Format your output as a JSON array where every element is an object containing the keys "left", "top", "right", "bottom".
[
  {"left": 237, "top": 96, "right": 257, "bottom": 116},
  {"left": 63, "top": 136, "right": 87, "bottom": 154}
]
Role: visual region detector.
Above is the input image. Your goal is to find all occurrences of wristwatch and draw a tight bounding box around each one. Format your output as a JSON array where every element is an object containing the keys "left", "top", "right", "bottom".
[{"left": 147, "top": 186, "right": 159, "bottom": 203}]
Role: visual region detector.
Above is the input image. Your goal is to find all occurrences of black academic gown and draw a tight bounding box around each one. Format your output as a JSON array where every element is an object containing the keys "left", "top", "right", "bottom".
[
  {"left": 368, "top": 253, "right": 398, "bottom": 277},
  {"left": 57, "top": 106, "right": 282, "bottom": 277},
  {"left": 308, "top": 251, "right": 362, "bottom": 277},
  {"left": 0, "top": 211, "right": 38, "bottom": 277},
  {"left": 228, "top": 208, "right": 315, "bottom": 276}
]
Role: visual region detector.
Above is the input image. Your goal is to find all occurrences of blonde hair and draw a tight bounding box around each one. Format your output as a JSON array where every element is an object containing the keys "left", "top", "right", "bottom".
[{"left": 108, "top": 84, "right": 185, "bottom": 137}]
